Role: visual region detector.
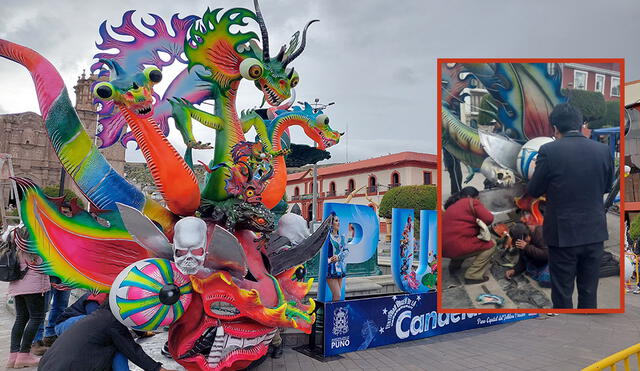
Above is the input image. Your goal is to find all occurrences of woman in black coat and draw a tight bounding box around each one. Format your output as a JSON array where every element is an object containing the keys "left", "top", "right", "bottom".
[{"left": 37, "top": 302, "right": 173, "bottom": 371}]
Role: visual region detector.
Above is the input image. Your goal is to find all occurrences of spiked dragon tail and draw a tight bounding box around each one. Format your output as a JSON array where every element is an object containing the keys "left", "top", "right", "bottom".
[{"left": 0, "top": 39, "right": 178, "bottom": 236}]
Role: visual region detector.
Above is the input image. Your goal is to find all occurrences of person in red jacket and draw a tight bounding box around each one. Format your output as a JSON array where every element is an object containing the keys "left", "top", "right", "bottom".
[{"left": 442, "top": 187, "right": 496, "bottom": 284}]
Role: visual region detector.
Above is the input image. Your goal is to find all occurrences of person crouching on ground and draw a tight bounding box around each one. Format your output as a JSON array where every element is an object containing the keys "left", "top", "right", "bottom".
[
  {"left": 442, "top": 186, "right": 496, "bottom": 284},
  {"left": 38, "top": 301, "right": 175, "bottom": 371},
  {"left": 505, "top": 222, "right": 550, "bottom": 287}
]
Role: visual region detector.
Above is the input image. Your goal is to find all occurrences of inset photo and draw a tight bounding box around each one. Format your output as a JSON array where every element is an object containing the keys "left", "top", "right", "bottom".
[{"left": 438, "top": 60, "right": 624, "bottom": 312}]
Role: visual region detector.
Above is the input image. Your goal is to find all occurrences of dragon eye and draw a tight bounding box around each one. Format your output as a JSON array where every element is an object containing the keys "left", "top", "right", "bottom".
[
  {"left": 239, "top": 58, "right": 264, "bottom": 80},
  {"left": 316, "top": 114, "right": 329, "bottom": 126},
  {"left": 93, "top": 82, "right": 114, "bottom": 100},
  {"left": 143, "top": 66, "right": 162, "bottom": 84},
  {"left": 246, "top": 189, "right": 255, "bottom": 197},
  {"left": 290, "top": 70, "right": 300, "bottom": 88},
  {"left": 256, "top": 218, "right": 265, "bottom": 224}
]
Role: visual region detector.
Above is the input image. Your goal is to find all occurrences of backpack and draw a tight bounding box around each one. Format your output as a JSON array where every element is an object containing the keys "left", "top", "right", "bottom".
[
  {"left": 598, "top": 251, "right": 619, "bottom": 278},
  {"left": 0, "top": 240, "right": 28, "bottom": 282}
]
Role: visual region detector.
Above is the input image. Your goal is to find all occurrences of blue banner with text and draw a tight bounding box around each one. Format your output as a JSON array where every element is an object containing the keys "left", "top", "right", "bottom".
[{"left": 323, "top": 292, "right": 537, "bottom": 356}]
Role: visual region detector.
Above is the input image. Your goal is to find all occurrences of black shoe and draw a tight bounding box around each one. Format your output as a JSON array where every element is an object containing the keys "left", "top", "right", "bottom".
[
  {"left": 270, "top": 343, "right": 283, "bottom": 359},
  {"left": 42, "top": 335, "right": 57, "bottom": 347},
  {"left": 465, "top": 276, "right": 489, "bottom": 285},
  {"left": 161, "top": 341, "right": 172, "bottom": 359}
]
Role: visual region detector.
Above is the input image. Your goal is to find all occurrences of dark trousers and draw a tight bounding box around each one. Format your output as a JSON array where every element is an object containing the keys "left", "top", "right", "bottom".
[
  {"left": 548, "top": 242, "right": 603, "bottom": 309},
  {"left": 10, "top": 293, "right": 46, "bottom": 353},
  {"left": 35, "top": 286, "right": 71, "bottom": 341}
]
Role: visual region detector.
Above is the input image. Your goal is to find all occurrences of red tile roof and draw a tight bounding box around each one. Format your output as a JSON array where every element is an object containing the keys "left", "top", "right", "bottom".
[{"left": 287, "top": 151, "right": 436, "bottom": 181}]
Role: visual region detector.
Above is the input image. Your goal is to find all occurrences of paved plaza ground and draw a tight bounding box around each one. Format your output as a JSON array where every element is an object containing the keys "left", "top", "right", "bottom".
[{"left": 2, "top": 281, "right": 639, "bottom": 371}]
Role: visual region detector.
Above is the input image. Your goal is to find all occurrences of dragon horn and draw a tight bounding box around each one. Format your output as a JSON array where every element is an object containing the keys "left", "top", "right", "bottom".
[
  {"left": 98, "top": 58, "right": 126, "bottom": 79},
  {"left": 275, "top": 45, "right": 286, "bottom": 62},
  {"left": 253, "top": 0, "right": 270, "bottom": 62},
  {"left": 283, "top": 20, "right": 319, "bottom": 67}
]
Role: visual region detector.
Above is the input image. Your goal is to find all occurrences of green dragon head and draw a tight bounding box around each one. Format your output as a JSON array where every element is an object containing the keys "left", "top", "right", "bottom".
[
  {"left": 185, "top": 1, "right": 316, "bottom": 107},
  {"left": 92, "top": 59, "right": 162, "bottom": 119}
]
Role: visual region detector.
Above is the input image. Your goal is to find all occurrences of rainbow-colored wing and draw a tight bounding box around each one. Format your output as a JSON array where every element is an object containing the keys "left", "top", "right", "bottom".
[{"left": 15, "top": 178, "right": 150, "bottom": 292}]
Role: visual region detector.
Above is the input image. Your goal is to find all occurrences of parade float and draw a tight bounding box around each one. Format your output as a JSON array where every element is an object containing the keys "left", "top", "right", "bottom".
[{"left": 0, "top": 3, "right": 537, "bottom": 369}]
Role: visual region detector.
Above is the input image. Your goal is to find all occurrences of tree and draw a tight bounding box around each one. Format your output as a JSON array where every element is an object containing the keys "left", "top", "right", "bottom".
[
  {"left": 589, "top": 100, "right": 620, "bottom": 129},
  {"left": 562, "top": 88, "right": 605, "bottom": 123},
  {"left": 284, "top": 144, "right": 331, "bottom": 167},
  {"left": 477, "top": 93, "right": 498, "bottom": 127},
  {"left": 379, "top": 185, "right": 437, "bottom": 219}
]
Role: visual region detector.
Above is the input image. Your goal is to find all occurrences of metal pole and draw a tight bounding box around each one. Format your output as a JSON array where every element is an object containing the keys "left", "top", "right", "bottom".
[
  {"left": 58, "top": 167, "right": 66, "bottom": 197},
  {"left": 312, "top": 163, "right": 318, "bottom": 222}
]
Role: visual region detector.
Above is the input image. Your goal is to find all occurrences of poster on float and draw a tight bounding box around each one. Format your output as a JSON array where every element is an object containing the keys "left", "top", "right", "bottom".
[
  {"left": 391, "top": 209, "right": 438, "bottom": 293},
  {"left": 324, "top": 292, "right": 537, "bottom": 356},
  {"left": 317, "top": 202, "right": 380, "bottom": 302}
]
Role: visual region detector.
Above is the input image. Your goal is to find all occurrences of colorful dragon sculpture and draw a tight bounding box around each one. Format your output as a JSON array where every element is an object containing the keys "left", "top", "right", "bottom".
[
  {"left": 441, "top": 62, "right": 565, "bottom": 183},
  {"left": 0, "top": 2, "right": 341, "bottom": 370},
  {"left": 441, "top": 62, "right": 567, "bottom": 219}
]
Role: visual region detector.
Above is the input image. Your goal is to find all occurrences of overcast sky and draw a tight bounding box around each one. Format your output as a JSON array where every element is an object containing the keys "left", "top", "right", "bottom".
[{"left": 1, "top": 0, "right": 639, "bottom": 164}]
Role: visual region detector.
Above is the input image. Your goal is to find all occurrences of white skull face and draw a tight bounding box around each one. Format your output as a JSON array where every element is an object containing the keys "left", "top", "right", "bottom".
[{"left": 173, "top": 217, "right": 207, "bottom": 275}]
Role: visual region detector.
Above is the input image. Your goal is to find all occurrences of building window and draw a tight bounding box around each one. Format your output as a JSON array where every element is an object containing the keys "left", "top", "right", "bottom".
[
  {"left": 294, "top": 187, "right": 300, "bottom": 198},
  {"left": 547, "top": 63, "right": 557, "bottom": 75},
  {"left": 595, "top": 74, "right": 605, "bottom": 94},
  {"left": 611, "top": 77, "right": 620, "bottom": 97},
  {"left": 573, "top": 70, "right": 588, "bottom": 90},
  {"left": 368, "top": 176, "right": 377, "bottom": 193},
  {"left": 423, "top": 172, "right": 432, "bottom": 185},
  {"left": 390, "top": 172, "right": 400, "bottom": 188},
  {"left": 346, "top": 179, "right": 355, "bottom": 195},
  {"left": 328, "top": 182, "right": 336, "bottom": 197}
]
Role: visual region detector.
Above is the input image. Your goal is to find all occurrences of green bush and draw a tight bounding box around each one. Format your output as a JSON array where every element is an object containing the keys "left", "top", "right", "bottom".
[
  {"left": 379, "top": 185, "right": 437, "bottom": 219},
  {"left": 42, "top": 186, "right": 84, "bottom": 208},
  {"left": 630, "top": 214, "right": 640, "bottom": 240},
  {"left": 562, "top": 88, "right": 605, "bottom": 123},
  {"left": 589, "top": 100, "right": 620, "bottom": 129}
]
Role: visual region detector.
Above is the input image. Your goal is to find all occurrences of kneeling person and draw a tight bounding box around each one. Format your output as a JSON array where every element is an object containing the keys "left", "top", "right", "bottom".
[
  {"left": 38, "top": 301, "right": 174, "bottom": 371},
  {"left": 505, "top": 223, "right": 550, "bottom": 287}
]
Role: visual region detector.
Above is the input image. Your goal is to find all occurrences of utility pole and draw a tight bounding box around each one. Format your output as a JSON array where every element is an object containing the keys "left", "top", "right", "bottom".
[{"left": 312, "top": 163, "right": 317, "bottom": 222}]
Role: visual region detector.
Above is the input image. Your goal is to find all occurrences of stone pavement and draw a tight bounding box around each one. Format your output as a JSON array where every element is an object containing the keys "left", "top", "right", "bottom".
[
  {"left": 2, "top": 280, "right": 640, "bottom": 371},
  {"left": 441, "top": 212, "right": 621, "bottom": 310}
]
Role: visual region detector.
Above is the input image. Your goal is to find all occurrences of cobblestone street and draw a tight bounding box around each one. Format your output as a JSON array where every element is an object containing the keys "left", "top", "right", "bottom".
[{"left": 2, "top": 282, "right": 640, "bottom": 371}]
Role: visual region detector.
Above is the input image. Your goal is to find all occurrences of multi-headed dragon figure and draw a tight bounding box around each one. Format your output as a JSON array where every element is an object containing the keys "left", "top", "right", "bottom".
[{"left": 0, "top": 2, "right": 341, "bottom": 370}]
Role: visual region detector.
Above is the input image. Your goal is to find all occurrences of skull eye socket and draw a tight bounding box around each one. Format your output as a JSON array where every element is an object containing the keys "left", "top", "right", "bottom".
[
  {"left": 191, "top": 248, "right": 204, "bottom": 256},
  {"left": 93, "top": 82, "right": 114, "bottom": 100},
  {"left": 239, "top": 58, "right": 264, "bottom": 80},
  {"left": 175, "top": 249, "right": 188, "bottom": 257}
]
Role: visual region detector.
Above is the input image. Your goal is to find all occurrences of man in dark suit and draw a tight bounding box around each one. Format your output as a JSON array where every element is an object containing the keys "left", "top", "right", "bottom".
[{"left": 528, "top": 103, "right": 614, "bottom": 309}]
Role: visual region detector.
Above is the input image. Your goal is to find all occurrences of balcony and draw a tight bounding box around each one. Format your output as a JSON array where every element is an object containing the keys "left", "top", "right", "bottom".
[
  {"left": 326, "top": 191, "right": 336, "bottom": 197},
  {"left": 388, "top": 183, "right": 401, "bottom": 189},
  {"left": 291, "top": 195, "right": 301, "bottom": 201},
  {"left": 367, "top": 185, "right": 378, "bottom": 193}
]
